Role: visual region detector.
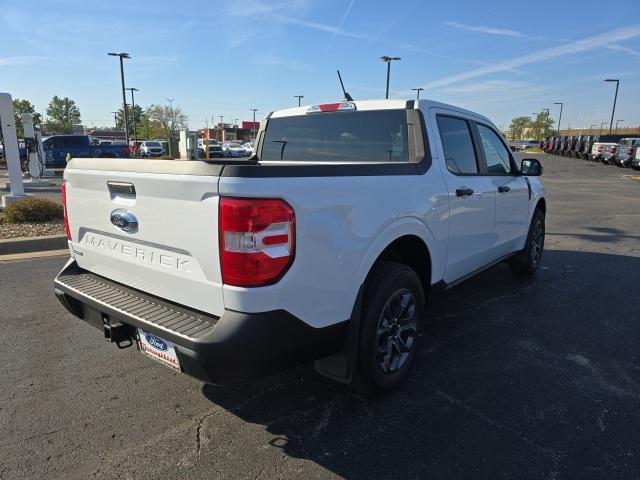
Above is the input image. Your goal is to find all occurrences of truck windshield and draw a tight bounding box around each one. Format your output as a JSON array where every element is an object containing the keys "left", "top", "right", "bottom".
[{"left": 261, "top": 110, "right": 408, "bottom": 163}]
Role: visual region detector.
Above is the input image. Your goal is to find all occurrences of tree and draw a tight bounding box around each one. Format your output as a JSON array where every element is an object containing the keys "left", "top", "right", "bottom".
[
  {"left": 12, "top": 99, "right": 42, "bottom": 138},
  {"left": 45, "top": 96, "right": 81, "bottom": 134},
  {"left": 115, "top": 104, "right": 145, "bottom": 137},
  {"left": 146, "top": 103, "right": 188, "bottom": 139},
  {"left": 508, "top": 116, "right": 532, "bottom": 141},
  {"left": 529, "top": 112, "right": 555, "bottom": 139}
]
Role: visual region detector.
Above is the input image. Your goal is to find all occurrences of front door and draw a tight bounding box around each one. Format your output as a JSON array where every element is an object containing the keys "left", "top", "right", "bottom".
[{"left": 474, "top": 123, "right": 530, "bottom": 256}]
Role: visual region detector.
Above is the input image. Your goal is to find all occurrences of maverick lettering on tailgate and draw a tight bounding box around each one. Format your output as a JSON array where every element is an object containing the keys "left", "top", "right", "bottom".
[{"left": 83, "top": 233, "right": 192, "bottom": 272}]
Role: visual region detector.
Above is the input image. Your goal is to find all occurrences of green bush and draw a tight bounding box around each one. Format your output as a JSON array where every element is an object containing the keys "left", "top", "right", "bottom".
[{"left": 2, "top": 197, "right": 63, "bottom": 223}]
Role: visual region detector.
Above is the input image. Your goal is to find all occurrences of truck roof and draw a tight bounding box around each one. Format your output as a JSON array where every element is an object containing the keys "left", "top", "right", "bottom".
[{"left": 270, "top": 98, "right": 494, "bottom": 125}]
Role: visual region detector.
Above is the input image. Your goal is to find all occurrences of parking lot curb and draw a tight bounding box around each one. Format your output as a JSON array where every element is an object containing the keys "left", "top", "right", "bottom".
[{"left": 0, "top": 234, "right": 68, "bottom": 255}]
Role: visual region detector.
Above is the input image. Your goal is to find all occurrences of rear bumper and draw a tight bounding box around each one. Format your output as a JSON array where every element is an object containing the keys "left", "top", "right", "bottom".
[{"left": 54, "top": 261, "right": 348, "bottom": 384}]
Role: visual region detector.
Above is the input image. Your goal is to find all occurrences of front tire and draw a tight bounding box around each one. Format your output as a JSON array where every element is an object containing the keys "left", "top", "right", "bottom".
[
  {"left": 509, "top": 209, "right": 545, "bottom": 276},
  {"left": 357, "top": 261, "right": 425, "bottom": 394}
]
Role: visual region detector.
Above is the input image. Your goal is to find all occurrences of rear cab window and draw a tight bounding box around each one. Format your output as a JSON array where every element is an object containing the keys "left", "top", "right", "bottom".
[
  {"left": 436, "top": 116, "right": 479, "bottom": 175},
  {"left": 260, "top": 110, "right": 409, "bottom": 163}
]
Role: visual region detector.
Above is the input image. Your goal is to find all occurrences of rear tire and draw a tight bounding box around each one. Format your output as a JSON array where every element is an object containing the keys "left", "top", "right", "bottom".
[
  {"left": 356, "top": 261, "right": 425, "bottom": 394},
  {"left": 509, "top": 209, "right": 545, "bottom": 276}
]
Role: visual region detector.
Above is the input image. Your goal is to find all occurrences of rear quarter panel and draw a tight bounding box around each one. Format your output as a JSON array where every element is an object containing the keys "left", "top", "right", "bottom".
[{"left": 219, "top": 169, "right": 449, "bottom": 329}]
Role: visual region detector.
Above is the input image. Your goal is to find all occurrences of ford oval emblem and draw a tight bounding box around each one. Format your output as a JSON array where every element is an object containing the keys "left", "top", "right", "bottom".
[
  {"left": 145, "top": 334, "right": 168, "bottom": 351},
  {"left": 110, "top": 209, "right": 138, "bottom": 232}
]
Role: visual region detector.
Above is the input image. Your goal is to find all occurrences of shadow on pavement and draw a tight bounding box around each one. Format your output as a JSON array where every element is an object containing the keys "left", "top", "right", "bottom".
[{"left": 203, "top": 250, "right": 640, "bottom": 479}]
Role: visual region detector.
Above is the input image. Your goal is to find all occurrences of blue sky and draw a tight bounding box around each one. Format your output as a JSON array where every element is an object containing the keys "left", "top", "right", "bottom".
[{"left": 1, "top": 0, "right": 639, "bottom": 131}]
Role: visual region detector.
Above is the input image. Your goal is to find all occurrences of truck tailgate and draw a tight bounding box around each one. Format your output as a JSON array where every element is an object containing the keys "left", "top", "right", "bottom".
[{"left": 63, "top": 158, "right": 224, "bottom": 317}]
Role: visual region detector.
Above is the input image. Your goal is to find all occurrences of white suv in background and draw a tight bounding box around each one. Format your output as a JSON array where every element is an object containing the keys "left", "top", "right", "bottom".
[
  {"left": 54, "top": 98, "right": 546, "bottom": 393},
  {"left": 139, "top": 140, "right": 165, "bottom": 157}
]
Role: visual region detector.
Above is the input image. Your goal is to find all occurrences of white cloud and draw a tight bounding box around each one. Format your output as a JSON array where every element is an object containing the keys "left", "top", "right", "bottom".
[
  {"left": 444, "top": 21, "right": 526, "bottom": 38},
  {"left": 606, "top": 44, "right": 640, "bottom": 56},
  {"left": 419, "top": 25, "right": 640, "bottom": 91}
]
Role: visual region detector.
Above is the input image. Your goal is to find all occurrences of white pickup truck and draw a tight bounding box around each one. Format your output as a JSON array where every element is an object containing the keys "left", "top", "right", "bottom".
[{"left": 54, "top": 99, "right": 546, "bottom": 393}]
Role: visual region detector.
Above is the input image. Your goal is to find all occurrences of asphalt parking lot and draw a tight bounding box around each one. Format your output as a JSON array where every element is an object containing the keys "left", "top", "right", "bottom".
[{"left": 1, "top": 154, "right": 639, "bottom": 479}]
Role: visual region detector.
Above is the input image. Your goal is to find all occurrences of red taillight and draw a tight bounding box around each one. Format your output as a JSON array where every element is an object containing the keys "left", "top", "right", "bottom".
[
  {"left": 61, "top": 181, "right": 71, "bottom": 241},
  {"left": 597, "top": 146, "right": 603, "bottom": 153},
  {"left": 123, "top": 146, "right": 130, "bottom": 156},
  {"left": 628, "top": 148, "right": 634, "bottom": 155},
  {"left": 219, "top": 197, "right": 295, "bottom": 287}
]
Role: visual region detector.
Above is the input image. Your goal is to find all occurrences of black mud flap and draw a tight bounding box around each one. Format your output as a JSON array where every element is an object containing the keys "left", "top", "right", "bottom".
[{"left": 313, "top": 285, "right": 363, "bottom": 384}]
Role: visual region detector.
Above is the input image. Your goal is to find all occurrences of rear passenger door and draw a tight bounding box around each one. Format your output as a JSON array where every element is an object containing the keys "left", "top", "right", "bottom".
[
  {"left": 474, "top": 123, "right": 530, "bottom": 255},
  {"left": 434, "top": 113, "right": 497, "bottom": 283}
]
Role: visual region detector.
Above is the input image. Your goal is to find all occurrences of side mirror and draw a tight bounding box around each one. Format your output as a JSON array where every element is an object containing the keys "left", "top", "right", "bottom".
[{"left": 521, "top": 158, "right": 543, "bottom": 176}]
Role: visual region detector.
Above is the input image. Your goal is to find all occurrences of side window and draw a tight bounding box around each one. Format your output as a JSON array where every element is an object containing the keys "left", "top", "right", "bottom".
[
  {"left": 436, "top": 116, "right": 478, "bottom": 174},
  {"left": 63, "top": 136, "right": 85, "bottom": 148},
  {"left": 477, "top": 124, "right": 512, "bottom": 175}
]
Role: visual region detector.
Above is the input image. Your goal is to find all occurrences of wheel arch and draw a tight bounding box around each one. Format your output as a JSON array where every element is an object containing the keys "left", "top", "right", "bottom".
[{"left": 354, "top": 219, "right": 442, "bottom": 298}]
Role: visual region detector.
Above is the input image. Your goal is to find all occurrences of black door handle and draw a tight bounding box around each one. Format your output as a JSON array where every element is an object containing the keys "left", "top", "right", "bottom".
[
  {"left": 456, "top": 187, "right": 474, "bottom": 197},
  {"left": 498, "top": 185, "right": 510, "bottom": 193}
]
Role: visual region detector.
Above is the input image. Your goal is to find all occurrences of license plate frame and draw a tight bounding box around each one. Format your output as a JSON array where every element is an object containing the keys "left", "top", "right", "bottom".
[{"left": 137, "top": 329, "right": 181, "bottom": 371}]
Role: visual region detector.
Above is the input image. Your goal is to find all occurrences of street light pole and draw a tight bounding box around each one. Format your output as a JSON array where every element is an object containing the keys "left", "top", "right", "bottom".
[
  {"left": 250, "top": 108, "right": 258, "bottom": 141},
  {"left": 125, "top": 87, "right": 139, "bottom": 147},
  {"left": 111, "top": 111, "right": 118, "bottom": 129},
  {"left": 165, "top": 98, "right": 174, "bottom": 157},
  {"left": 604, "top": 79, "right": 619, "bottom": 134},
  {"left": 294, "top": 95, "right": 304, "bottom": 107},
  {"left": 108, "top": 52, "right": 131, "bottom": 146},
  {"left": 615, "top": 119, "right": 624, "bottom": 133},
  {"left": 380, "top": 56, "right": 401, "bottom": 99},
  {"left": 553, "top": 102, "right": 563, "bottom": 135},
  {"left": 411, "top": 87, "right": 424, "bottom": 101},
  {"left": 600, "top": 122, "right": 607, "bottom": 134}
]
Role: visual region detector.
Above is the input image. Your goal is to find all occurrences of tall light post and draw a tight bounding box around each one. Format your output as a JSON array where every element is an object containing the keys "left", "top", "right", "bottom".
[
  {"left": 604, "top": 79, "right": 619, "bottom": 134},
  {"left": 412, "top": 87, "right": 424, "bottom": 101},
  {"left": 554, "top": 102, "right": 563, "bottom": 135},
  {"left": 165, "top": 98, "right": 174, "bottom": 157},
  {"left": 234, "top": 118, "right": 239, "bottom": 140},
  {"left": 615, "top": 119, "right": 624, "bottom": 133},
  {"left": 600, "top": 121, "right": 607, "bottom": 134},
  {"left": 589, "top": 124, "right": 597, "bottom": 133},
  {"left": 111, "top": 111, "right": 118, "bottom": 129},
  {"left": 294, "top": 95, "right": 304, "bottom": 107},
  {"left": 108, "top": 52, "right": 131, "bottom": 146},
  {"left": 380, "top": 56, "right": 401, "bottom": 99},
  {"left": 125, "top": 87, "right": 139, "bottom": 146},
  {"left": 250, "top": 108, "right": 258, "bottom": 141}
]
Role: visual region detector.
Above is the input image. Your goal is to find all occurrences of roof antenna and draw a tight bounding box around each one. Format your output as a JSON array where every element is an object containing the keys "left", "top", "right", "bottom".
[{"left": 337, "top": 70, "right": 354, "bottom": 101}]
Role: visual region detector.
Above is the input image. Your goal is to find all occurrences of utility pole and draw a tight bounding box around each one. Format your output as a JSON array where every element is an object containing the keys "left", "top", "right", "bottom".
[
  {"left": 380, "top": 56, "right": 401, "bottom": 99},
  {"left": 125, "top": 87, "right": 139, "bottom": 148},
  {"left": 604, "top": 79, "right": 620, "bottom": 134},
  {"left": 107, "top": 52, "right": 131, "bottom": 146},
  {"left": 294, "top": 95, "right": 304, "bottom": 107},
  {"left": 411, "top": 87, "right": 424, "bottom": 101},
  {"left": 250, "top": 108, "right": 258, "bottom": 141},
  {"left": 554, "top": 102, "right": 563, "bottom": 134},
  {"left": 166, "top": 98, "right": 174, "bottom": 157}
]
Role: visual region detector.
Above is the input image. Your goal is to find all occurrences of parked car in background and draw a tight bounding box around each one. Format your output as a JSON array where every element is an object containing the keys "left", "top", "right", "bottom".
[
  {"left": 43, "top": 134, "right": 130, "bottom": 168},
  {"left": 242, "top": 142, "right": 254, "bottom": 155},
  {"left": 222, "top": 143, "right": 249, "bottom": 157},
  {"left": 613, "top": 138, "right": 640, "bottom": 168},
  {"left": 631, "top": 146, "right": 640, "bottom": 170},
  {"left": 139, "top": 140, "right": 165, "bottom": 157}
]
